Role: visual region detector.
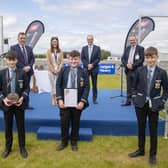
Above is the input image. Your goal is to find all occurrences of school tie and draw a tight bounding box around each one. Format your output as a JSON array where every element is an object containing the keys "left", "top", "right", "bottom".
[
  {"left": 22, "top": 46, "right": 28, "bottom": 65},
  {"left": 147, "top": 69, "right": 152, "bottom": 97},
  {"left": 11, "top": 69, "right": 16, "bottom": 93},
  {"left": 70, "top": 68, "right": 77, "bottom": 89}
]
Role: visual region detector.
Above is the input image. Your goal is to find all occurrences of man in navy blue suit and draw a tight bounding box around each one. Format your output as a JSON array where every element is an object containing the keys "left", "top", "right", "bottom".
[
  {"left": 121, "top": 35, "right": 144, "bottom": 106},
  {"left": 56, "top": 50, "right": 89, "bottom": 151},
  {"left": 10, "top": 32, "right": 35, "bottom": 109},
  {"left": 128, "top": 47, "right": 168, "bottom": 165},
  {"left": 81, "top": 35, "right": 101, "bottom": 104}
]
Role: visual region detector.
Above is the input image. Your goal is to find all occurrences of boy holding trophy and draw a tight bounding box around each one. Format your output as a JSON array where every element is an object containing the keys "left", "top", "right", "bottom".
[
  {"left": 0, "top": 51, "right": 29, "bottom": 158},
  {"left": 56, "top": 50, "right": 90, "bottom": 151}
]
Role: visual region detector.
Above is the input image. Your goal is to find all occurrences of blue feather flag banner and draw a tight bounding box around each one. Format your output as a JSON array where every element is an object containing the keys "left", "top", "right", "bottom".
[
  {"left": 25, "top": 20, "right": 45, "bottom": 49},
  {"left": 124, "top": 16, "right": 155, "bottom": 50}
]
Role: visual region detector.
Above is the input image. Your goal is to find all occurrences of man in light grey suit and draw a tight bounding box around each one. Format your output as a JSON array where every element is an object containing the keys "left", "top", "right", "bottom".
[{"left": 81, "top": 35, "right": 101, "bottom": 104}]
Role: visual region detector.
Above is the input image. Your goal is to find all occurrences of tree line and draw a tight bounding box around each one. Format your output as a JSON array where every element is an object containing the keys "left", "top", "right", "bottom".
[{"left": 35, "top": 49, "right": 111, "bottom": 60}]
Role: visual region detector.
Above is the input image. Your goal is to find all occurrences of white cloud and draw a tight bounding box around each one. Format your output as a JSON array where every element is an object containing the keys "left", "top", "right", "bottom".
[{"left": 1, "top": 0, "right": 168, "bottom": 55}]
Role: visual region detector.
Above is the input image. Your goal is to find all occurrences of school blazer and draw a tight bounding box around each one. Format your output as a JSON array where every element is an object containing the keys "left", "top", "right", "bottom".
[
  {"left": 132, "top": 66, "right": 168, "bottom": 112},
  {"left": 0, "top": 68, "right": 29, "bottom": 111},
  {"left": 56, "top": 66, "right": 90, "bottom": 109}
]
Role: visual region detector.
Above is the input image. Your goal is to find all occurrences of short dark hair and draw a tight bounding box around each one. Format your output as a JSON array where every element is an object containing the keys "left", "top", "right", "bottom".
[
  {"left": 18, "top": 32, "right": 26, "bottom": 38},
  {"left": 69, "top": 50, "right": 80, "bottom": 58},
  {"left": 6, "top": 51, "right": 18, "bottom": 60},
  {"left": 145, "top": 47, "right": 158, "bottom": 57}
]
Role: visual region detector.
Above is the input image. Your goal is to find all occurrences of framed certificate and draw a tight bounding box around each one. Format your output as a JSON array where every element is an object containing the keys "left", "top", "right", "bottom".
[{"left": 64, "top": 89, "right": 77, "bottom": 107}]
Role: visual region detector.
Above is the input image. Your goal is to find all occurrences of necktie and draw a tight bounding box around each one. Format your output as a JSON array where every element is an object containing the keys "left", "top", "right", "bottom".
[
  {"left": 128, "top": 46, "right": 134, "bottom": 64},
  {"left": 11, "top": 69, "right": 16, "bottom": 93},
  {"left": 70, "top": 69, "right": 76, "bottom": 88},
  {"left": 22, "top": 46, "right": 28, "bottom": 65},
  {"left": 147, "top": 69, "right": 152, "bottom": 97}
]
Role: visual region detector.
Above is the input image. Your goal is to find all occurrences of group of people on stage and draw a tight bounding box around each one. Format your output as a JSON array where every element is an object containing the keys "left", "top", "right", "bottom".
[
  {"left": 0, "top": 32, "right": 168, "bottom": 166},
  {"left": 46, "top": 34, "right": 101, "bottom": 106},
  {"left": 0, "top": 33, "right": 100, "bottom": 158}
]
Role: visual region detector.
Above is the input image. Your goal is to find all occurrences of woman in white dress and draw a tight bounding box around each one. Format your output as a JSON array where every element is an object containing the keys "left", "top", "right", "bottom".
[{"left": 47, "top": 37, "right": 63, "bottom": 105}]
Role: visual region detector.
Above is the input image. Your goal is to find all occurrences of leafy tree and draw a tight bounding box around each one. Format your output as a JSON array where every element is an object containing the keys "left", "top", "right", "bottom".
[{"left": 101, "top": 49, "right": 111, "bottom": 60}]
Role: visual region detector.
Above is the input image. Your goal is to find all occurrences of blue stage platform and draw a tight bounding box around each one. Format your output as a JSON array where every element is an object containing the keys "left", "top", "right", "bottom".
[{"left": 0, "top": 89, "right": 165, "bottom": 140}]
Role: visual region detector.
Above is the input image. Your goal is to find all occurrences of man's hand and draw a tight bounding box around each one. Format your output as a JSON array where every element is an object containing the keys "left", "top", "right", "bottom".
[
  {"left": 126, "top": 64, "right": 133, "bottom": 70},
  {"left": 88, "top": 64, "right": 93, "bottom": 70},
  {"left": 23, "top": 66, "right": 31, "bottom": 72}
]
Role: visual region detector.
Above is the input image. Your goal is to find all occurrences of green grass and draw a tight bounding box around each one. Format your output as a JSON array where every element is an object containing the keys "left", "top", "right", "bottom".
[
  {"left": 97, "top": 74, "right": 123, "bottom": 89},
  {"left": 0, "top": 74, "right": 168, "bottom": 168},
  {"left": 1, "top": 133, "right": 168, "bottom": 168}
]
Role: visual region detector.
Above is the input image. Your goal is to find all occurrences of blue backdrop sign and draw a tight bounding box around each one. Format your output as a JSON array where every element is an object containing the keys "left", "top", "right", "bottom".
[
  {"left": 64, "top": 63, "right": 115, "bottom": 75},
  {"left": 98, "top": 64, "right": 115, "bottom": 74}
]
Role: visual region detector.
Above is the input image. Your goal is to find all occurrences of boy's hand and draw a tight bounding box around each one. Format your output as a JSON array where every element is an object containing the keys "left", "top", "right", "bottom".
[
  {"left": 15, "top": 97, "right": 24, "bottom": 107},
  {"left": 3, "top": 97, "right": 13, "bottom": 107},
  {"left": 58, "top": 100, "right": 65, "bottom": 108},
  {"left": 76, "top": 101, "right": 84, "bottom": 110}
]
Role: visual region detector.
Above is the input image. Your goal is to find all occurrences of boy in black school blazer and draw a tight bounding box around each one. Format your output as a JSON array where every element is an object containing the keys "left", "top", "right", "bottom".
[
  {"left": 0, "top": 51, "right": 29, "bottom": 158},
  {"left": 56, "top": 50, "right": 90, "bottom": 151},
  {"left": 128, "top": 47, "right": 168, "bottom": 165}
]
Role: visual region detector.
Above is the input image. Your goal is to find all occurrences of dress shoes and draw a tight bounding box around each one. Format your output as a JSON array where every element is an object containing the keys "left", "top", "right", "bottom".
[
  {"left": 121, "top": 101, "right": 131, "bottom": 106},
  {"left": 128, "top": 150, "right": 144, "bottom": 158},
  {"left": 149, "top": 155, "right": 157, "bottom": 165},
  {"left": 1, "top": 148, "right": 11, "bottom": 158},
  {"left": 26, "top": 105, "right": 34, "bottom": 110},
  {"left": 93, "top": 99, "right": 98, "bottom": 104},
  {"left": 56, "top": 143, "right": 68, "bottom": 151},
  {"left": 71, "top": 141, "right": 78, "bottom": 151},
  {"left": 71, "top": 145, "right": 78, "bottom": 151},
  {"left": 20, "top": 148, "right": 28, "bottom": 158}
]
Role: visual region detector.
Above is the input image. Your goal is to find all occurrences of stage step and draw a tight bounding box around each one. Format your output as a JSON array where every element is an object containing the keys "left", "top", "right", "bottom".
[{"left": 37, "top": 127, "right": 93, "bottom": 141}]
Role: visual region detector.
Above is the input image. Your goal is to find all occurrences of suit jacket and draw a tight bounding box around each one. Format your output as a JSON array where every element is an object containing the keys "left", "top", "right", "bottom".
[
  {"left": 132, "top": 66, "right": 168, "bottom": 112},
  {"left": 0, "top": 68, "right": 29, "bottom": 111},
  {"left": 121, "top": 45, "right": 144, "bottom": 73},
  {"left": 56, "top": 66, "right": 90, "bottom": 109},
  {"left": 10, "top": 44, "right": 35, "bottom": 76},
  {"left": 81, "top": 45, "right": 101, "bottom": 74}
]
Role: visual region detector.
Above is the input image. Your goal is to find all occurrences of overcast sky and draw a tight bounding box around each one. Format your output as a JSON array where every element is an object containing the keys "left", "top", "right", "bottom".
[{"left": 1, "top": 0, "right": 168, "bottom": 55}]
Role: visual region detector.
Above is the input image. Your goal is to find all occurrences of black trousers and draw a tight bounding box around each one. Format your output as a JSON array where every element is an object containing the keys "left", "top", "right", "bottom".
[
  {"left": 88, "top": 70, "right": 98, "bottom": 101},
  {"left": 60, "top": 108, "right": 82, "bottom": 144},
  {"left": 3, "top": 106, "right": 25, "bottom": 149},
  {"left": 125, "top": 70, "right": 136, "bottom": 101},
  {"left": 135, "top": 103, "right": 159, "bottom": 156}
]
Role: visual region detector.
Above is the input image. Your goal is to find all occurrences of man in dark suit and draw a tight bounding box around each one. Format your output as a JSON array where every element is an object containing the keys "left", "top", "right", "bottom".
[
  {"left": 121, "top": 35, "right": 144, "bottom": 106},
  {"left": 56, "top": 50, "right": 89, "bottom": 151},
  {"left": 0, "top": 51, "right": 29, "bottom": 158},
  {"left": 128, "top": 47, "right": 168, "bottom": 165},
  {"left": 10, "top": 32, "right": 35, "bottom": 109},
  {"left": 81, "top": 35, "right": 101, "bottom": 104}
]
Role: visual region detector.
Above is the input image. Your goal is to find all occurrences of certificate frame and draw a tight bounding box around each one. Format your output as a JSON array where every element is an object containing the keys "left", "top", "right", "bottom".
[{"left": 64, "top": 88, "right": 77, "bottom": 107}]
